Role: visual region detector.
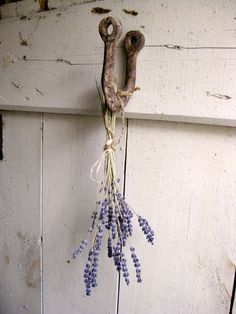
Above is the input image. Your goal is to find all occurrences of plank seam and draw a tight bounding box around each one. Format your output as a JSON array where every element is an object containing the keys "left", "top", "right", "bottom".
[
  {"left": 229, "top": 269, "right": 236, "bottom": 314},
  {"left": 0, "top": 114, "right": 3, "bottom": 160},
  {"left": 145, "top": 45, "right": 236, "bottom": 50},
  {"left": 0, "top": 108, "right": 235, "bottom": 128},
  {"left": 115, "top": 118, "right": 129, "bottom": 314},
  {"left": 9, "top": 44, "right": 236, "bottom": 65},
  {"left": 40, "top": 112, "right": 44, "bottom": 314}
]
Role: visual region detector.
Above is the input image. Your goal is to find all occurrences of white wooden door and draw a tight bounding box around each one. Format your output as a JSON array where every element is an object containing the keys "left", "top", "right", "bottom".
[{"left": 0, "top": 0, "right": 236, "bottom": 313}]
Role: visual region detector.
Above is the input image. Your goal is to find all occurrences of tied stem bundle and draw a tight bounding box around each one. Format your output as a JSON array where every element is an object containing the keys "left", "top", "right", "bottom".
[
  {"left": 73, "top": 96, "right": 154, "bottom": 296},
  {"left": 102, "top": 102, "right": 118, "bottom": 188}
]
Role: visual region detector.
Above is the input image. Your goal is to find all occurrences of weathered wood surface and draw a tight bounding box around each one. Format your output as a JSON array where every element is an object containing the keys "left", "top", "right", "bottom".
[
  {"left": 42, "top": 113, "right": 126, "bottom": 313},
  {"left": 0, "top": 112, "right": 235, "bottom": 313},
  {"left": 119, "top": 120, "right": 236, "bottom": 314},
  {"left": 0, "top": 0, "right": 236, "bottom": 312},
  {"left": 0, "top": 111, "right": 41, "bottom": 313},
  {"left": 1, "top": 0, "right": 236, "bottom": 126}
]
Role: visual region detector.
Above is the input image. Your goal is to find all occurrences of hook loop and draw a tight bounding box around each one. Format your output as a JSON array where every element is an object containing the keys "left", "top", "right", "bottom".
[
  {"left": 99, "top": 16, "right": 122, "bottom": 43},
  {"left": 124, "top": 31, "right": 145, "bottom": 56}
]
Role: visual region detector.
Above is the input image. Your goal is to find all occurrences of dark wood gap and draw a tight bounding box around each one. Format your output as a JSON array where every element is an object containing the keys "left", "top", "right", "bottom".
[
  {"left": 116, "top": 119, "right": 129, "bottom": 314},
  {"left": 0, "top": 114, "right": 3, "bottom": 160},
  {"left": 0, "top": 0, "right": 23, "bottom": 4},
  {"left": 229, "top": 269, "right": 236, "bottom": 314}
]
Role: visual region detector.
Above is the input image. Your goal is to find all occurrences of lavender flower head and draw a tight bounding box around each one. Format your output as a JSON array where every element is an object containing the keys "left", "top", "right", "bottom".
[{"left": 72, "top": 178, "right": 154, "bottom": 296}]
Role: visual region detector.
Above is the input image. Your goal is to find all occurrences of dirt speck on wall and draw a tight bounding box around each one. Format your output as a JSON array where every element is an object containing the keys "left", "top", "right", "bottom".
[
  {"left": 123, "top": 9, "right": 138, "bottom": 16},
  {"left": 27, "top": 259, "right": 40, "bottom": 288},
  {"left": 4, "top": 255, "right": 10, "bottom": 265},
  {"left": 91, "top": 7, "right": 111, "bottom": 14},
  {"left": 17, "top": 231, "right": 41, "bottom": 288}
]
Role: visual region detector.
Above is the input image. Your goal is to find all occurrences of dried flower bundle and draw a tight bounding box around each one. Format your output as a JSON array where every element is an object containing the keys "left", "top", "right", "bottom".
[{"left": 72, "top": 100, "right": 154, "bottom": 296}]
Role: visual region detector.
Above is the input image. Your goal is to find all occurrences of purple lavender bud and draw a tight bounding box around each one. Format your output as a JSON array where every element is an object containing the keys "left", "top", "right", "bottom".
[
  {"left": 113, "top": 242, "right": 122, "bottom": 271},
  {"left": 72, "top": 239, "right": 88, "bottom": 258},
  {"left": 125, "top": 278, "right": 130, "bottom": 285},
  {"left": 89, "top": 211, "right": 98, "bottom": 233},
  {"left": 107, "top": 237, "right": 113, "bottom": 258},
  {"left": 116, "top": 192, "right": 122, "bottom": 199},
  {"left": 138, "top": 215, "right": 154, "bottom": 245},
  {"left": 86, "top": 289, "right": 91, "bottom": 296},
  {"left": 130, "top": 247, "right": 142, "bottom": 283}
]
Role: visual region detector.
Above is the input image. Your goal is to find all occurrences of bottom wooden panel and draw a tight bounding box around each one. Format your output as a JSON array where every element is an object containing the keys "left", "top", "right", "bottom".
[
  {"left": 42, "top": 114, "right": 126, "bottom": 314},
  {"left": 119, "top": 120, "right": 236, "bottom": 314},
  {"left": 0, "top": 112, "right": 41, "bottom": 314}
]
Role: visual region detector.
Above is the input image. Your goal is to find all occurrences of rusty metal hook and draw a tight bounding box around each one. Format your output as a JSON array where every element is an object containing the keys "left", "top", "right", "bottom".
[{"left": 99, "top": 16, "right": 145, "bottom": 112}]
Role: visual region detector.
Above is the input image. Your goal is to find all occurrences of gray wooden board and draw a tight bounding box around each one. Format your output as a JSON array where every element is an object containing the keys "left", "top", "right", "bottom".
[
  {"left": 42, "top": 113, "right": 126, "bottom": 313},
  {"left": 1, "top": 0, "right": 236, "bottom": 126},
  {"left": 118, "top": 119, "right": 236, "bottom": 314},
  {"left": 0, "top": 111, "right": 42, "bottom": 314}
]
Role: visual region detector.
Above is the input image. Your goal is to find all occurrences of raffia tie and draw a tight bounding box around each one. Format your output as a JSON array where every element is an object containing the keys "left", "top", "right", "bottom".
[
  {"left": 116, "top": 87, "right": 140, "bottom": 99},
  {"left": 104, "top": 138, "right": 116, "bottom": 152},
  {"left": 90, "top": 87, "right": 139, "bottom": 184},
  {"left": 90, "top": 138, "right": 116, "bottom": 184}
]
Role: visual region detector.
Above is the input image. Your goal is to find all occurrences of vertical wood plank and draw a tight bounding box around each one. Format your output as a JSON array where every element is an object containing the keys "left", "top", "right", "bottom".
[
  {"left": 119, "top": 120, "right": 236, "bottom": 314},
  {"left": 42, "top": 114, "right": 126, "bottom": 313},
  {"left": 0, "top": 111, "right": 41, "bottom": 314}
]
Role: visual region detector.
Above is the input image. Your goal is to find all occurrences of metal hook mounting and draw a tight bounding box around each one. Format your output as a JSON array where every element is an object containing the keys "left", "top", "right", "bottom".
[{"left": 99, "top": 16, "right": 145, "bottom": 112}]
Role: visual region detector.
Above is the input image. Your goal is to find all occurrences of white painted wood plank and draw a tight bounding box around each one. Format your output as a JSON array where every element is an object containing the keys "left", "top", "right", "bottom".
[
  {"left": 1, "top": 0, "right": 235, "bottom": 58},
  {"left": 0, "top": 0, "right": 92, "bottom": 19},
  {"left": 234, "top": 301, "right": 236, "bottom": 314},
  {"left": 0, "top": 0, "right": 236, "bottom": 126},
  {"left": 42, "top": 114, "right": 126, "bottom": 313},
  {"left": 0, "top": 111, "right": 41, "bottom": 314},
  {"left": 1, "top": 47, "right": 236, "bottom": 127},
  {"left": 119, "top": 120, "right": 236, "bottom": 314}
]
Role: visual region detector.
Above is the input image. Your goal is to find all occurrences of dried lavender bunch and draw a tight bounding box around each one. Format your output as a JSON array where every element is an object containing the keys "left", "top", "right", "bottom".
[{"left": 73, "top": 102, "right": 154, "bottom": 296}]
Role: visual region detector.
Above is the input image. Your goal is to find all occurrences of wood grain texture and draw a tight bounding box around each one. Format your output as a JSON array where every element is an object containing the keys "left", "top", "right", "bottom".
[
  {"left": 0, "top": 0, "right": 236, "bottom": 126},
  {"left": 42, "top": 114, "right": 126, "bottom": 313},
  {"left": 0, "top": 112, "right": 41, "bottom": 314},
  {"left": 1, "top": 0, "right": 235, "bottom": 51},
  {"left": 118, "top": 120, "right": 236, "bottom": 314}
]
